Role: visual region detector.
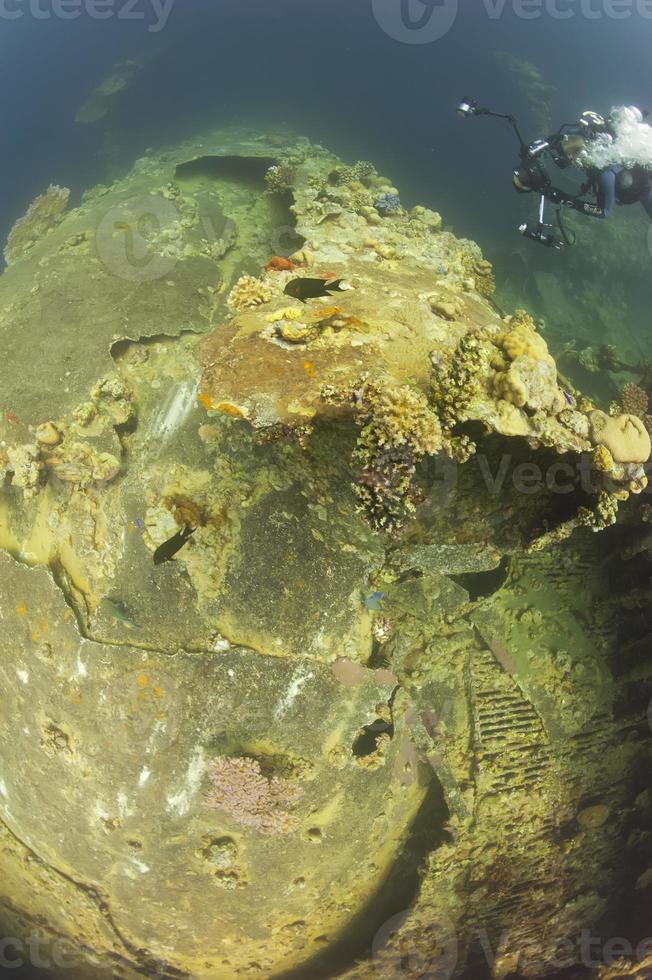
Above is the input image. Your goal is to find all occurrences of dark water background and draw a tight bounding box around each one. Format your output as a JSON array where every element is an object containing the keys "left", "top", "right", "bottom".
[{"left": 1, "top": 0, "right": 651, "bottom": 242}]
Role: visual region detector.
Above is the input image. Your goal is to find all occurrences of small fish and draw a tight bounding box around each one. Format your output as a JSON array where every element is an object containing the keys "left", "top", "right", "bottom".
[
  {"left": 284, "top": 277, "right": 346, "bottom": 303},
  {"left": 100, "top": 598, "right": 143, "bottom": 630},
  {"left": 564, "top": 391, "right": 573, "bottom": 406},
  {"left": 4, "top": 411, "right": 20, "bottom": 426},
  {"left": 362, "top": 591, "right": 385, "bottom": 612},
  {"left": 153, "top": 525, "right": 195, "bottom": 565}
]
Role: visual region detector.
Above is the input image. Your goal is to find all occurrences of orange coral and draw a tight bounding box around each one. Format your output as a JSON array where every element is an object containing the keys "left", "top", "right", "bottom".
[{"left": 265, "top": 256, "right": 296, "bottom": 272}]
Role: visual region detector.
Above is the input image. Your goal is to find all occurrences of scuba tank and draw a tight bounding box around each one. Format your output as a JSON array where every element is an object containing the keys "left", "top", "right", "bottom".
[{"left": 615, "top": 165, "right": 650, "bottom": 204}]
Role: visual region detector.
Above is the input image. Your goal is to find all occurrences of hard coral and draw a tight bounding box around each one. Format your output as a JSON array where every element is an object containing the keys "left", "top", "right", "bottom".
[
  {"left": 228, "top": 275, "right": 273, "bottom": 313},
  {"left": 361, "top": 383, "right": 442, "bottom": 456},
  {"left": 593, "top": 445, "right": 615, "bottom": 474},
  {"left": 577, "top": 490, "right": 621, "bottom": 532},
  {"left": 473, "top": 259, "right": 496, "bottom": 298},
  {"left": 499, "top": 310, "right": 553, "bottom": 364},
  {"left": 494, "top": 355, "right": 564, "bottom": 414},
  {"left": 5, "top": 185, "right": 70, "bottom": 265},
  {"left": 353, "top": 382, "right": 442, "bottom": 532},
  {"left": 330, "top": 161, "right": 377, "bottom": 186},
  {"left": 619, "top": 382, "right": 649, "bottom": 419},
  {"left": 590, "top": 411, "right": 652, "bottom": 464},
  {"left": 494, "top": 312, "right": 564, "bottom": 414},
  {"left": 264, "top": 164, "right": 295, "bottom": 194},
  {"left": 431, "top": 335, "right": 484, "bottom": 432},
  {"left": 204, "top": 756, "right": 303, "bottom": 835}
]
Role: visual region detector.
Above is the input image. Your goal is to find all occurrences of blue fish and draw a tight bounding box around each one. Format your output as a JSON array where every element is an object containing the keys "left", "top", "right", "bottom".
[
  {"left": 362, "top": 591, "right": 385, "bottom": 612},
  {"left": 564, "top": 391, "right": 573, "bottom": 406}
]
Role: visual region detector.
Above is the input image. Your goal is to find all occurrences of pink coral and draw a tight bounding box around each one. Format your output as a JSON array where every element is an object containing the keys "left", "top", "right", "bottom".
[{"left": 205, "top": 756, "right": 303, "bottom": 835}]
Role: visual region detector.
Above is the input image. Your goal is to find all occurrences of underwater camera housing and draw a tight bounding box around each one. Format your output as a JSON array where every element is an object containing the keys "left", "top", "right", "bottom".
[
  {"left": 518, "top": 195, "right": 566, "bottom": 250},
  {"left": 513, "top": 162, "right": 550, "bottom": 194},
  {"left": 519, "top": 221, "right": 564, "bottom": 249}
]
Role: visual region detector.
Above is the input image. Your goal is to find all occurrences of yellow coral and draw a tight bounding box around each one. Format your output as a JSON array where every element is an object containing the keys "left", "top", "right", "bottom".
[
  {"left": 591, "top": 411, "right": 652, "bottom": 464},
  {"left": 494, "top": 356, "right": 564, "bottom": 414},
  {"left": 593, "top": 445, "right": 615, "bottom": 473},
  {"left": 363, "top": 383, "right": 442, "bottom": 456},
  {"left": 228, "top": 275, "right": 272, "bottom": 312},
  {"left": 500, "top": 310, "right": 553, "bottom": 365},
  {"left": 473, "top": 259, "right": 496, "bottom": 298},
  {"left": 264, "top": 307, "right": 304, "bottom": 323}
]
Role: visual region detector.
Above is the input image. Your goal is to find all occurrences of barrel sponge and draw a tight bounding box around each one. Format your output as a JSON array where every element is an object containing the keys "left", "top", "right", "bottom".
[{"left": 591, "top": 410, "right": 652, "bottom": 464}]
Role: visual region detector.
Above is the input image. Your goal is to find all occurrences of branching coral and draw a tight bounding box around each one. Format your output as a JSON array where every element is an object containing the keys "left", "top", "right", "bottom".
[
  {"left": 330, "top": 161, "right": 377, "bottom": 186},
  {"left": 577, "top": 491, "right": 621, "bottom": 532},
  {"left": 204, "top": 756, "right": 303, "bottom": 835},
  {"left": 619, "top": 382, "right": 649, "bottom": 419},
  {"left": 228, "top": 275, "right": 273, "bottom": 312},
  {"left": 5, "top": 185, "right": 70, "bottom": 265},
  {"left": 431, "top": 334, "right": 483, "bottom": 432},
  {"left": 472, "top": 259, "right": 496, "bottom": 298},
  {"left": 264, "top": 164, "right": 295, "bottom": 194},
  {"left": 352, "top": 382, "right": 442, "bottom": 532}
]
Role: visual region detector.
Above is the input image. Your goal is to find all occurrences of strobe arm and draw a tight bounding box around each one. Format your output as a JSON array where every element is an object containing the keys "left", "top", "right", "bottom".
[{"left": 457, "top": 97, "right": 528, "bottom": 150}]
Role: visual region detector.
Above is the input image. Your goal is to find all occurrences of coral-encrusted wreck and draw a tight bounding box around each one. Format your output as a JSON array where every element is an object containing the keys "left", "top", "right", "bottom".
[{"left": 0, "top": 129, "right": 650, "bottom": 980}]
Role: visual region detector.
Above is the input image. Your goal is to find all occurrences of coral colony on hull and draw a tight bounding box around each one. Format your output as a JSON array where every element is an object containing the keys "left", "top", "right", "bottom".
[{"left": 0, "top": 128, "right": 651, "bottom": 980}]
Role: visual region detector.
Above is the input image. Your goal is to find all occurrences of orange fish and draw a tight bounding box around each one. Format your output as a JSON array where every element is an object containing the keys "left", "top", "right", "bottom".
[{"left": 4, "top": 412, "right": 19, "bottom": 426}]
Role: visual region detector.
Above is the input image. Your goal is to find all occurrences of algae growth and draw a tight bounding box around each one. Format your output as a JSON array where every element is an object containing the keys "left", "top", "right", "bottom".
[{"left": 0, "top": 128, "right": 650, "bottom": 980}]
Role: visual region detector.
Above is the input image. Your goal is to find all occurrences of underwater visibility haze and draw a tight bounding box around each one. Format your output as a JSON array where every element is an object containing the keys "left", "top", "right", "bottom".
[{"left": 0, "top": 2, "right": 652, "bottom": 978}]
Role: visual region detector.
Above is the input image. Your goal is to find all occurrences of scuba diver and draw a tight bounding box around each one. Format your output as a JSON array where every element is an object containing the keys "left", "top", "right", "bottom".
[{"left": 457, "top": 99, "right": 652, "bottom": 249}]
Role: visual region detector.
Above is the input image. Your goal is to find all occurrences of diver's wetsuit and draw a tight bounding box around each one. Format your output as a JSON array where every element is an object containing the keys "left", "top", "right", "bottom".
[{"left": 596, "top": 164, "right": 652, "bottom": 218}]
